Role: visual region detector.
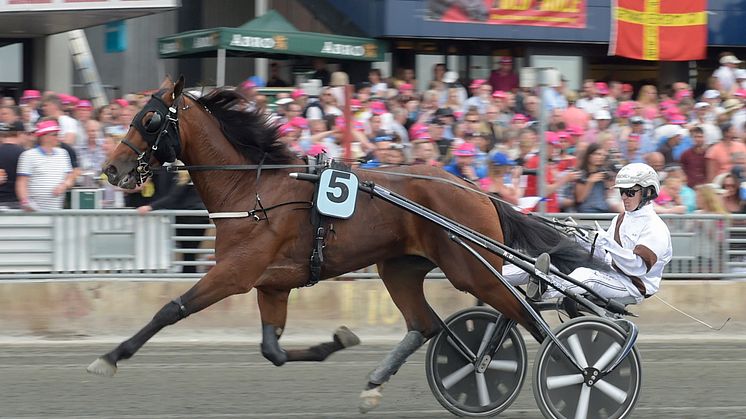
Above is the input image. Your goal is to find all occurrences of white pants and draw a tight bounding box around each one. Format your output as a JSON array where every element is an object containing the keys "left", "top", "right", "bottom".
[{"left": 502, "top": 263, "right": 644, "bottom": 304}]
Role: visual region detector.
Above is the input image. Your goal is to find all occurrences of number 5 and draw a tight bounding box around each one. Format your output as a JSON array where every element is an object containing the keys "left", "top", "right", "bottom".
[{"left": 326, "top": 171, "right": 350, "bottom": 203}]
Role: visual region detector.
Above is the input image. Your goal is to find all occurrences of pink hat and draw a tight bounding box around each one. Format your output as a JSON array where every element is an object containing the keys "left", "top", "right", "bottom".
[
  {"left": 674, "top": 90, "right": 692, "bottom": 101},
  {"left": 409, "top": 123, "right": 428, "bottom": 138},
  {"left": 469, "top": 79, "right": 486, "bottom": 89},
  {"left": 669, "top": 114, "right": 687, "bottom": 125},
  {"left": 35, "top": 119, "right": 60, "bottom": 137},
  {"left": 454, "top": 110, "right": 464, "bottom": 120},
  {"left": 306, "top": 143, "right": 326, "bottom": 157},
  {"left": 568, "top": 125, "right": 585, "bottom": 136},
  {"left": 21, "top": 89, "right": 41, "bottom": 101},
  {"left": 279, "top": 123, "right": 297, "bottom": 135},
  {"left": 240, "top": 80, "right": 256, "bottom": 90},
  {"left": 492, "top": 90, "right": 507, "bottom": 99},
  {"left": 660, "top": 99, "right": 677, "bottom": 110},
  {"left": 595, "top": 82, "right": 609, "bottom": 95},
  {"left": 399, "top": 83, "right": 413, "bottom": 92},
  {"left": 642, "top": 107, "right": 658, "bottom": 120},
  {"left": 291, "top": 89, "right": 307, "bottom": 100},
  {"left": 735, "top": 89, "right": 746, "bottom": 98},
  {"left": 370, "top": 101, "right": 387, "bottom": 115},
  {"left": 453, "top": 142, "right": 477, "bottom": 157},
  {"left": 545, "top": 131, "right": 560, "bottom": 145},
  {"left": 114, "top": 98, "right": 129, "bottom": 108},
  {"left": 350, "top": 98, "right": 362, "bottom": 110},
  {"left": 511, "top": 113, "right": 528, "bottom": 123},
  {"left": 76, "top": 100, "right": 93, "bottom": 109},
  {"left": 662, "top": 107, "right": 680, "bottom": 119},
  {"left": 557, "top": 131, "right": 570, "bottom": 140},
  {"left": 622, "top": 83, "right": 633, "bottom": 93},
  {"left": 290, "top": 116, "right": 308, "bottom": 129},
  {"left": 616, "top": 102, "right": 635, "bottom": 118}
]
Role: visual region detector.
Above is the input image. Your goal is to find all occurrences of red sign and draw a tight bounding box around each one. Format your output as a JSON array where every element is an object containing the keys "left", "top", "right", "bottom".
[
  {"left": 609, "top": 0, "right": 707, "bottom": 61},
  {"left": 429, "top": 0, "right": 586, "bottom": 29}
]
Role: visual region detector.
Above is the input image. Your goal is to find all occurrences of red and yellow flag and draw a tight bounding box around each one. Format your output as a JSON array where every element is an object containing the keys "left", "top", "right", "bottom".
[{"left": 609, "top": 0, "right": 707, "bottom": 61}]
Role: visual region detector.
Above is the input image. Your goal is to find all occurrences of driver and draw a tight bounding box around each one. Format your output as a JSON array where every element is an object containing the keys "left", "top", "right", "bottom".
[{"left": 503, "top": 162, "right": 673, "bottom": 304}]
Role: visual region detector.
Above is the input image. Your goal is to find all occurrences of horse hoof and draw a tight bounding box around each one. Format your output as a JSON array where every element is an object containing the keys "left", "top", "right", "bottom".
[
  {"left": 86, "top": 357, "right": 117, "bottom": 377},
  {"left": 334, "top": 326, "right": 361, "bottom": 348},
  {"left": 359, "top": 386, "right": 383, "bottom": 413}
]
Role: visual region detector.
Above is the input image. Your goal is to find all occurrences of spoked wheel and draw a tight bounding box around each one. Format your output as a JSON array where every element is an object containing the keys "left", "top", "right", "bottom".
[
  {"left": 532, "top": 317, "right": 642, "bottom": 419},
  {"left": 426, "top": 307, "right": 527, "bottom": 417}
]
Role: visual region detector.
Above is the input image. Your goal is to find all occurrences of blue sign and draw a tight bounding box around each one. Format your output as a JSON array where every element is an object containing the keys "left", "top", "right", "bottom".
[{"left": 105, "top": 21, "right": 127, "bottom": 53}]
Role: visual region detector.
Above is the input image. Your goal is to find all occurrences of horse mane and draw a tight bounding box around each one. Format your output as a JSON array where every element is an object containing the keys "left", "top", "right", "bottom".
[{"left": 193, "top": 87, "right": 293, "bottom": 164}]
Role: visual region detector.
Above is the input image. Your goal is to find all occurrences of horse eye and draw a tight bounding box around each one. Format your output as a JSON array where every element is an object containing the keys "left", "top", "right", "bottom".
[{"left": 144, "top": 113, "right": 162, "bottom": 132}]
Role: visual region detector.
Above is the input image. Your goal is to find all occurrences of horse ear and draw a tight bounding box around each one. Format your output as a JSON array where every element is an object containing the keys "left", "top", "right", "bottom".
[
  {"left": 160, "top": 75, "right": 174, "bottom": 90},
  {"left": 173, "top": 75, "right": 185, "bottom": 101}
]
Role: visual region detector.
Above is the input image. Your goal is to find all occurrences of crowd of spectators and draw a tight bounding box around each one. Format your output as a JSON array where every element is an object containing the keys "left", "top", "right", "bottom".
[
  {"left": 5, "top": 51, "right": 746, "bottom": 217},
  {"left": 264, "top": 53, "right": 746, "bottom": 216}
]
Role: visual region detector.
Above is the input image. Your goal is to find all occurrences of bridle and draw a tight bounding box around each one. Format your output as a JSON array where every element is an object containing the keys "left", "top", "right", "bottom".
[{"left": 121, "top": 91, "right": 182, "bottom": 185}]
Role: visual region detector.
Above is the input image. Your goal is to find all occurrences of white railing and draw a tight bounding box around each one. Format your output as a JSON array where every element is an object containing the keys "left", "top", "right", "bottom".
[{"left": 0, "top": 210, "right": 742, "bottom": 280}]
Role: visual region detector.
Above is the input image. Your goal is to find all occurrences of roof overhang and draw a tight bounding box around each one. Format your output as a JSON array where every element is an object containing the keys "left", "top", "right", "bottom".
[{"left": 0, "top": 0, "right": 179, "bottom": 38}]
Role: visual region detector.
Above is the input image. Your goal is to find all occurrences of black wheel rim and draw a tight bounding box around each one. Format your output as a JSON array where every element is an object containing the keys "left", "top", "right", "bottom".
[
  {"left": 535, "top": 319, "right": 641, "bottom": 419},
  {"left": 428, "top": 309, "right": 527, "bottom": 416}
]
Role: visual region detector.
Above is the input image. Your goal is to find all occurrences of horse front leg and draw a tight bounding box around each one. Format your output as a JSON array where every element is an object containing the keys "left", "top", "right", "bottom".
[
  {"left": 257, "top": 287, "right": 360, "bottom": 366},
  {"left": 86, "top": 262, "right": 253, "bottom": 377}
]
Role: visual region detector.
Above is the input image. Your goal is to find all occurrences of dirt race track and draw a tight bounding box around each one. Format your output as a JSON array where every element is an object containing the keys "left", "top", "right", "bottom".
[{"left": 1, "top": 338, "right": 745, "bottom": 419}]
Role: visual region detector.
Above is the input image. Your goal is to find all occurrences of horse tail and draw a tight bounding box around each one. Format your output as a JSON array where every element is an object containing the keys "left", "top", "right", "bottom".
[{"left": 492, "top": 199, "right": 610, "bottom": 274}]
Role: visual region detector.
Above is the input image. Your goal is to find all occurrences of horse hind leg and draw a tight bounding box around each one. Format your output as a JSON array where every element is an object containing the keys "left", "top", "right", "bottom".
[
  {"left": 87, "top": 263, "right": 252, "bottom": 377},
  {"left": 360, "top": 256, "right": 439, "bottom": 414},
  {"left": 256, "top": 288, "right": 360, "bottom": 367}
]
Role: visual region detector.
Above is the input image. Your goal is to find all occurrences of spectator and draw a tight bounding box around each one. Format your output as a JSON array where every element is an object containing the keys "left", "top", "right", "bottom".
[
  {"left": 16, "top": 119, "right": 75, "bottom": 211},
  {"left": 523, "top": 132, "right": 578, "bottom": 212},
  {"left": 715, "top": 173, "right": 742, "bottom": 213},
  {"left": 574, "top": 143, "right": 611, "bottom": 213},
  {"left": 653, "top": 171, "right": 687, "bottom": 214},
  {"left": 562, "top": 91, "right": 590, "bottom": 130},
  {"left": 41, "top": 94, "right": 78, "bottom": 146},
  {"left": 411, "top": 137, "right": 440, "bottom": 166},
  {"left": 713, "top": 54, "right": 742, "bottom": 95},
  {"left": 577, "top": 79, "right": 607, "bottom": 116},
  {"left": 656, "top": 125, "right": 686, "bottom": 165},
  {"left": 443, "top": 142, "right": 486, "bottom": 182},
  {"left": 645, "top": 152, "right": 666, "bottom": 176},
  {"left": 310, "top": 58, "right": 331, "bottom": 86},
  {"left": 680, "top": 126, "right": 708, "bottom": 187},
  {"left": 636, "top": 84, "right": 659, "bottom": 120},
  {"left": 266, "top": 62, "right": 289, "bottom": 87},
  {"left": 137, "top": 168, "right": 209, "bottom": 274},
  {"left": 368, "top": 69, "right": 388, "bottom": 97},
  {"left": 706, "top": 122, "right": 746, "bottom": 181},
  {"left": 665, "top": 166, "right": 697, "bottom": 212},
  {"left": 360, "top": 134, "right": 405, "bottom": 168},
  {"left": 488, "top": 56, "right": 518, "bottom": 93},
  {"left": 0, "top": 120, "right": 26, "bottom": 208},
  {"left": 482, "top": 152, "right": 522, "bottom": 205}
]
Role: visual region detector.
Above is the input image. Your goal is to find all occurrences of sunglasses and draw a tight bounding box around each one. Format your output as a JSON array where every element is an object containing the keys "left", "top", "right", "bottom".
[
  {"left": 619, "top": 187, "right": 641, "bottom": 197},
  {"left": 466, "top": 119, "right": 480, "bottom": 123}
]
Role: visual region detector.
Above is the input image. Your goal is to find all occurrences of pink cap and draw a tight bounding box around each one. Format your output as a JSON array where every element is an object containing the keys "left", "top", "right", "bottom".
[
  {"left": 370, "top": 101, "right": 387, "bottom": 115},
  {"left": 306, "top": 143, "right": 326, "bottom": 157},
  {"left": 735, "top": 89, "right": 746, "bottom": 98},
  {"left": 409, "top": 123, "right": 428, "bottom": 138},
  {"left": 240, "top": 80, "right": 256, "bottom": 90},
  {"left": 114, "top": 98, "right": 129, "bottom": 108},
  {"left": 279, "top": 123, "right": 297, "bottom": 135},
  {"left": 290, "top": 89, "right": 307, "bottom": 100},
  {"left": 35, "top": 119, "right": 60, "bottom": 137},
  {"left": 492, "top": 90, "right": 507, "bottom": 99},
  {"left": 616, "top": 101, "right": 635, "bottom": 118},
  {"left": 670, "top": 114, "right": 687, "bottom": 125},
  {"left": 399, "top": 83, "right": 413, "bottom": 91},
  {"left": 674, "top": 90, "right": 692, "bottom": 101},
  {"left": 76, "top": 100, "right": 93, "bottom": 109},
  {"left": 622, "top": 83, "right": 633, "bottom": 93},
  {"left": 350, "top": 98, "right": 362, "bottom": 109},
  {"left": 568, "top": 125, "right": 585, "bottom": 136},
  {"left": 21, "top": 89, "right": 41, "bottom": 101},
  {"left": 469, "top": 79, "right": 486, "bottom": 89},
  {"left": 642, "top": 107, "right": 658, "bottom": 120},
  {"left": 545, "top": 131, "right": 560, "bottom": 145},
  {"left": 557, "top": 131, "right": 570, "bottom": 140},
  {"left": 290, "top": 116, "right": 308, "bottom": 129},
  {"left": 453, "top": 142, "right": 477, "bottom": 157},
  {"left": 454, "top": 110, "right": 464, "bottom": 120},
  {"left": 511, "top": 113, "right": 528, "bottom": 123},
  {"left": 595, "top": 82, "right": 609, "bottom": 95}
]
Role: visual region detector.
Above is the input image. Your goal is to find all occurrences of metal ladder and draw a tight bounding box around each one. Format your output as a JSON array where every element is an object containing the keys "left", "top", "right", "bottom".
[{"left": 67, "top": 29, "right": 108, "bottom": 108}]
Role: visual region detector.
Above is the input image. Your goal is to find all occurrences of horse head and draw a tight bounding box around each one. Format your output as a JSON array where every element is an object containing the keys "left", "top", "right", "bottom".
[{"left": 103, "top": 76, "right": 185, "bottom": 189}]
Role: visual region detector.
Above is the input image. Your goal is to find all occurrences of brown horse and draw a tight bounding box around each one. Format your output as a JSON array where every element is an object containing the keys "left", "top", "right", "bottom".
[{"left": 91, "top": 77, "right": 602, "bottom": 412}]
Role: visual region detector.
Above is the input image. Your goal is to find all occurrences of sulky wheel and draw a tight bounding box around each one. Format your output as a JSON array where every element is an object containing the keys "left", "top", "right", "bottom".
[
  {"left": 426, "top": 307, "right": 527, "bottom": 417},
  {"left": 532, "top": 317, "right": 642, "bottom": 419}
]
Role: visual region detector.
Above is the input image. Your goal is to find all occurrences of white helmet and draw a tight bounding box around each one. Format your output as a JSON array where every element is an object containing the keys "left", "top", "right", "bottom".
[{"left": 612, "top": 163, "right": 660, "bottom": 195}]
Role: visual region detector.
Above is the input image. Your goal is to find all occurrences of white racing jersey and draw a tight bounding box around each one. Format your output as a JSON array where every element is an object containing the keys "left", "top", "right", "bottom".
[{"left": 601, "top": 203, "right": 673, "bottom": 297}]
